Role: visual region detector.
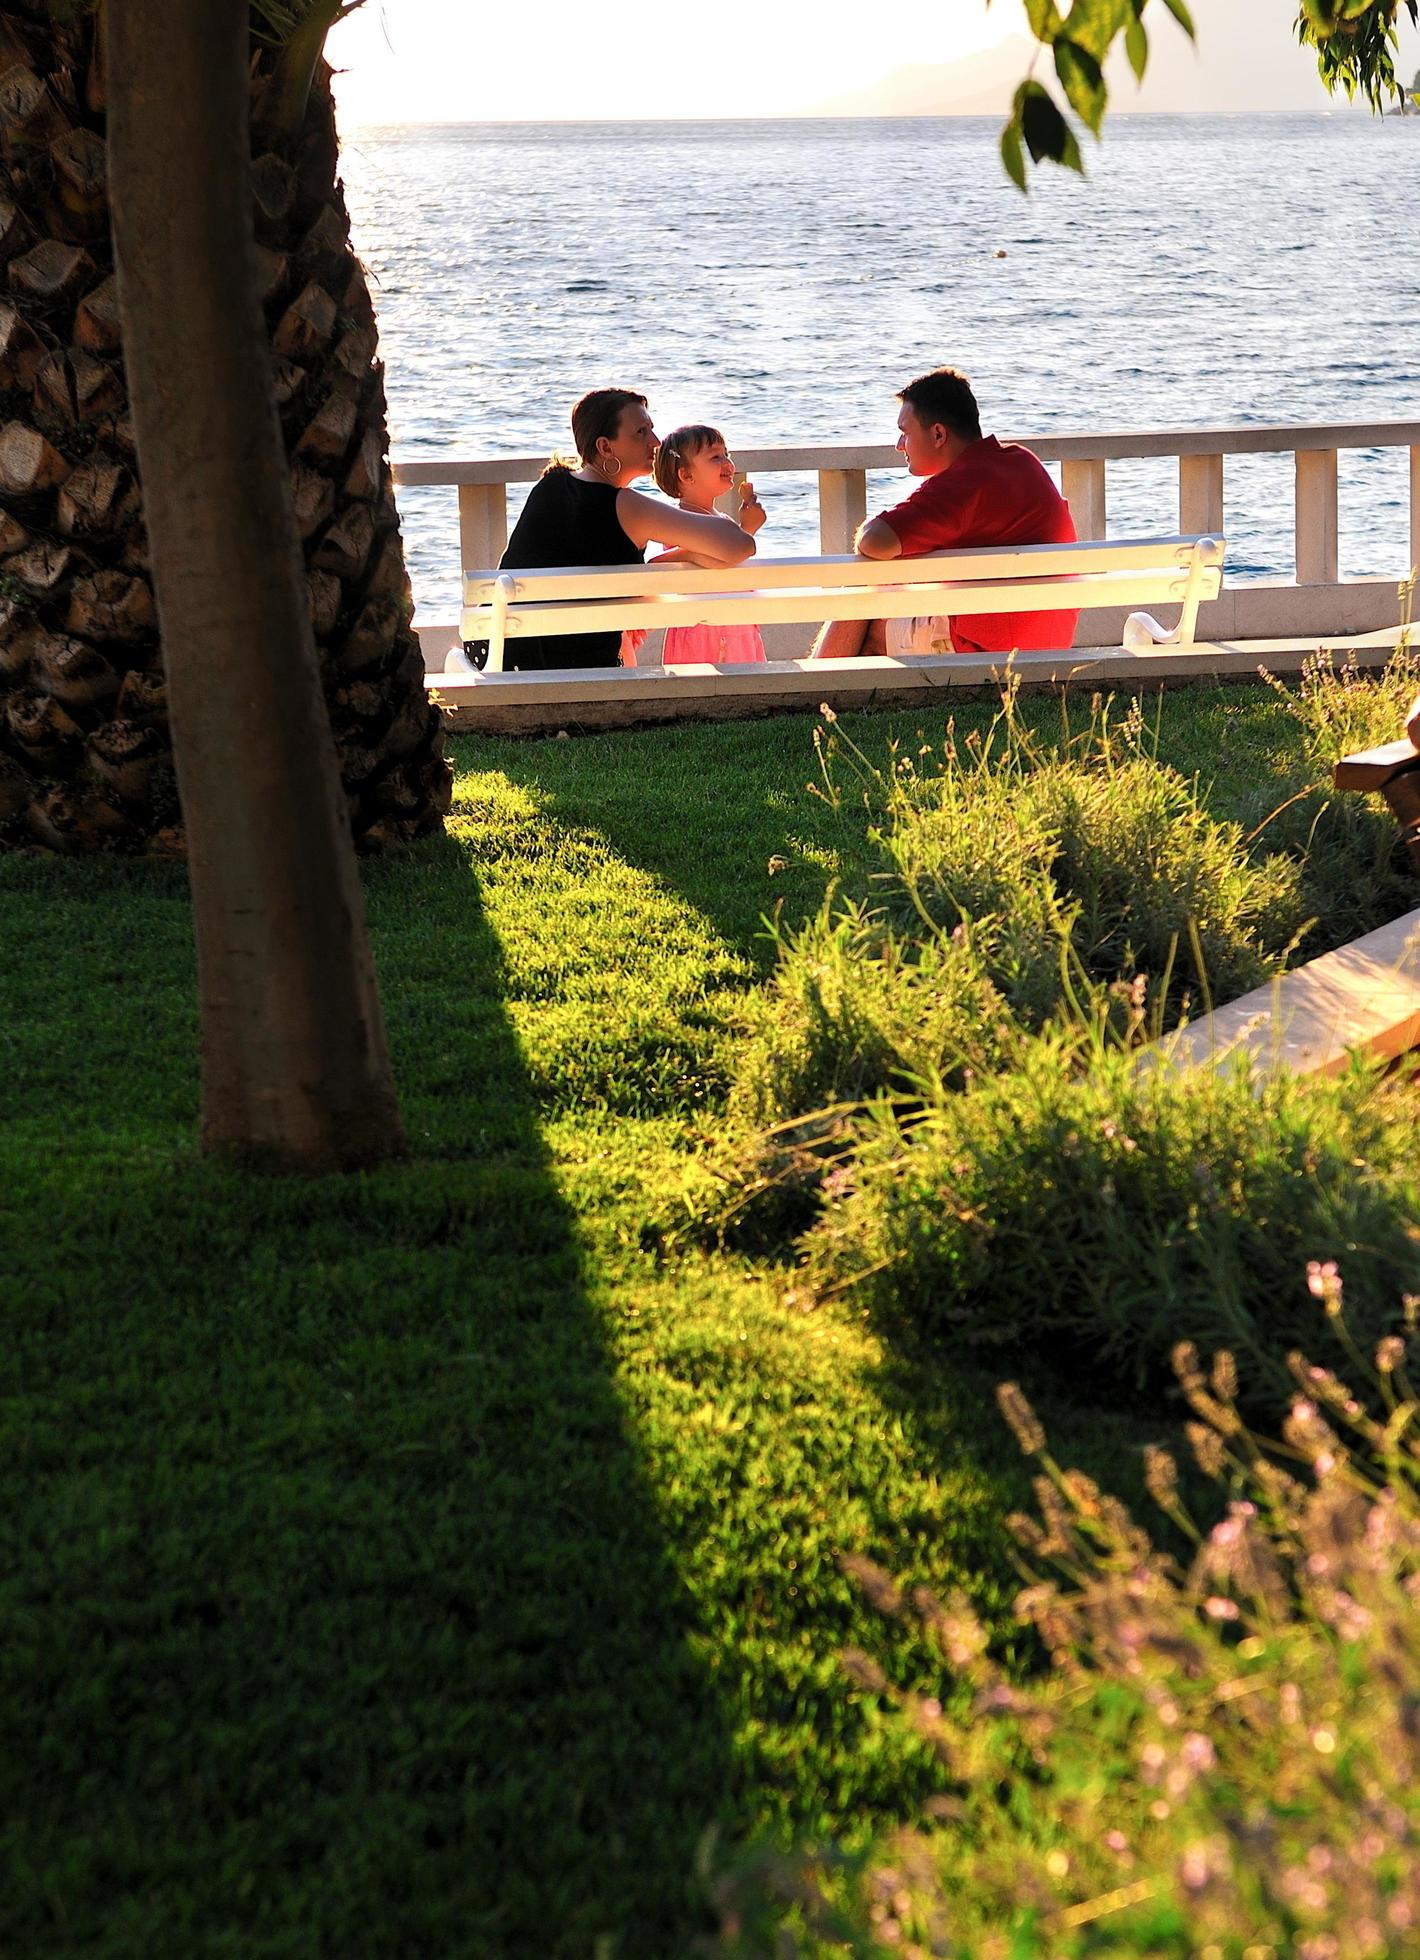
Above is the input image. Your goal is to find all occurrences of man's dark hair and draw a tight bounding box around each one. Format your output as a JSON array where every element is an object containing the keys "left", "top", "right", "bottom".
[{"left": 897, "top": 368, "right": 981, "bottom": 442}]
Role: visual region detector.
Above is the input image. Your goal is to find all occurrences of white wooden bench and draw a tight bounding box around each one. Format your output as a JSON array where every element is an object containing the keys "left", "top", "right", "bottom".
[{"left": 460, "top": 534, "right": 1225, "bottom": 674}]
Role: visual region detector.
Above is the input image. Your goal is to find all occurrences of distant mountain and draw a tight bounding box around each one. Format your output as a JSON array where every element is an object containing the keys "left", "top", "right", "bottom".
[
  {"left": 809, "top": 4, "right": 1420, "bottom": 119},
  {"left": 812, "top": 40, "right": 1032, "bottom": 119}
]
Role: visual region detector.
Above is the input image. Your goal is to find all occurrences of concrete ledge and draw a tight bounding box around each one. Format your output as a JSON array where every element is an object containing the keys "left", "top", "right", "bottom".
[
  {"left": 1153, "top": 908, "right": 1420, "bottom": 1080},
  {"left": 426, "top": 631, "right": 1407, "bottom": 736}
]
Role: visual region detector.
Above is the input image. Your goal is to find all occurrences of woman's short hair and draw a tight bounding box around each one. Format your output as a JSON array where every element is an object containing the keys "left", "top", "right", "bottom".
[
  {"left": 897, "top": 368, "right": 982, "bottom": 442},
  {"left": 652, "top": 424, "right": 723, "bottom": 499},
  {"left": 569, "top": 387, "right": 649, "bottom": 467}
]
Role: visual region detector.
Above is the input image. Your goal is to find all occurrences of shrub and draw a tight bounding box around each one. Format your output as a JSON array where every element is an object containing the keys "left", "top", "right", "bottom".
[
  {"left": 708, "top": 673, "right": 1420, "bottom": 1393},
  {"left": 737, "top": 697, "right": 1313, "bottom": 1145},
  {"left": 877, "top": 742, "right": 1308, "bottom": 1024},
  {"left": 710, "top": 1309, "right": 1420, "bottom": 1959},
  {"left": 804, "top": 1043, "right": 1420, "bottom": 1405},
  {"left": 1029, "top": 754, "right": 1307, "bottom": 998},
  {"left": 730, "top": 899, "right": 1013, "bottom": 1132}
]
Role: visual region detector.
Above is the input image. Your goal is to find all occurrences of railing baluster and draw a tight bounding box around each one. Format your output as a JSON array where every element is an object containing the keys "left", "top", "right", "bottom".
[
  {"left": 1061, "top": 458, "right": 1106, "bottom": 540},
  {"left": 1295, "top": 449, "right": 1339, "bottom": 584},
  {"left": 458, "top": 482, "right": 507, "bottom": 573},
  {"left": 1178, "top": 453, "right": 1224, "bottom": 536},
  {"left": 818, "top": 468, "right": 867, "bottom": 554},
  {"left": 1410, "top": 446, "right": 1420, "bottom": 580}
]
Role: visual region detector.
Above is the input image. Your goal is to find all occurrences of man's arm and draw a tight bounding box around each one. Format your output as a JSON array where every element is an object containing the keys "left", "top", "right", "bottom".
[{"left": 855, "top": 515, "right": 902, "bottom": 560}]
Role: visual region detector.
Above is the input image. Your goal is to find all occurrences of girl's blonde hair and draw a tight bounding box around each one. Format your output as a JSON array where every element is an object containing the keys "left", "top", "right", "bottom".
[{"left": 653, "top": 424, "right": 724, "bottom": 500}]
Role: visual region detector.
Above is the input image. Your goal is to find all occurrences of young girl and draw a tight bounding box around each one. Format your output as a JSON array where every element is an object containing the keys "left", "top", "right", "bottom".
[{"left": 652, "top": 425, "right": 768, "bottom": 665}]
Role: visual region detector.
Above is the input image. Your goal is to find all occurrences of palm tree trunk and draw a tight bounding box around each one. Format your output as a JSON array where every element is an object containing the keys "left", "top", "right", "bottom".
[
  {"left": 107, "top": 0, "right": 405, "bottom": 1170},
  {"left": 0, "top": 1, "right": 450, "bottom": 854}
]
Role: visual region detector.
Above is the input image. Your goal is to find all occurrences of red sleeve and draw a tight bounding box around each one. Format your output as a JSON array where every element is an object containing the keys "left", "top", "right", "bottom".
[{"left": 878, "top": 469, "right": 971, "bottom": 558}]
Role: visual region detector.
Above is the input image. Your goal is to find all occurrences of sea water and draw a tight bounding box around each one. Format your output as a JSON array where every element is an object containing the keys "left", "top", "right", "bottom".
[{"left": 337, "top": 114, "right": 1420, "bottom": 623}]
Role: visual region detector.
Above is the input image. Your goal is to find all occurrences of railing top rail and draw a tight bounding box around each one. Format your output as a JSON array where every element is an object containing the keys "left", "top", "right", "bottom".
[{"left": 393, "top": 420, "right": 1420, "bottom": 487}]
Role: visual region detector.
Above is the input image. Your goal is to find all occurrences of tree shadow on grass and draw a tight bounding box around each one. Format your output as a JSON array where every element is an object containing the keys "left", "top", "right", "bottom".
[
  {"left": 0, "top": 843, "right": 734, "bottom": 1958},
  {"left": 449, "top": 717, "right": 909, "bottom": 972}
]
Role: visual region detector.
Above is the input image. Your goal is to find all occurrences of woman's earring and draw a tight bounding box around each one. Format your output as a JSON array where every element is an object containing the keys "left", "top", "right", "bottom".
[{"left": 601, "top": 456, "right": 619, "bottom": 480}]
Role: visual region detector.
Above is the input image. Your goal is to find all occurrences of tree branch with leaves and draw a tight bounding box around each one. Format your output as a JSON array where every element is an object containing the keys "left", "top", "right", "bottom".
[{"left": 1000, "top": 0, "right": 1420, "bottom": 187}]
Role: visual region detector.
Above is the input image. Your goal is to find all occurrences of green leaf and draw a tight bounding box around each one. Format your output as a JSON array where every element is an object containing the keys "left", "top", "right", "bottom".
[
  {"left": 1159, "top": 0, "right": 1196, "bottom": 35},
  {"left": 1053, "top": 36, "right": 1107, "bottom": 133},
  {"left": 1054, "top": 0, "right": 1134, "bottom": 61},
  {"left": 1024, "top": 0, "right": 1066, "bottom": 42},
  {"left": 1124, "top": 11, "right": 1148, "bottom": 82},
  {"left": 1015, "top": 80, "right": 1084, "bottom": 173},
  {"left": 1000, "top": 116, "right": 1028, "bottom": 193}
]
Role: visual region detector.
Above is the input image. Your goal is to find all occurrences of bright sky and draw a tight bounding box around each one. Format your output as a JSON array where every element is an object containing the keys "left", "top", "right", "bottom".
[
  {"left": 327, "top": 0, "right": 1420, "bottom": 125},
  {"left": 327, "top": 0, "right": 1028, "bottom": 125}
]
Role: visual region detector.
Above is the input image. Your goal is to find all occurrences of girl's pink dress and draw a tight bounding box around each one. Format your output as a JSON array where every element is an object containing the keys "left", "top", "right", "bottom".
[{"left": 662, "top": 622, "right": 766, "bottom": 665}]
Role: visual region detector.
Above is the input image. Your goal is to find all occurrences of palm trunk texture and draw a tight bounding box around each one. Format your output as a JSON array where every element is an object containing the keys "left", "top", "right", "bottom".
[
  {"left": 104, "top": 0, "right": 405, "bottom": 1168},
  {"left": 0, "top": 2, "right": 451, "bottom": 853}
]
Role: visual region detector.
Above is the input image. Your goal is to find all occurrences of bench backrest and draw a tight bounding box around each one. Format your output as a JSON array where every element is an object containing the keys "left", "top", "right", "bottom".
[
  {"left": 464, "top": 535, "right": 1221, "bottom": 607},
  {"left": 460, "top": 534, "right": 1225, "bottom": 671}
]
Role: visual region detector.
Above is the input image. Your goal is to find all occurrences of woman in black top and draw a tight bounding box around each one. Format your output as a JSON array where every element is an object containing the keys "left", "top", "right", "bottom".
[{"left": 497, "top": 388, "right": 762, "bottom": 671}]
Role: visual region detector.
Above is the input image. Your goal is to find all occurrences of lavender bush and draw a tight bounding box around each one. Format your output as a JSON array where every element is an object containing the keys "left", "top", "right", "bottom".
[{"left": 711, "top": 1293, "right": 1420, "bottom": 1958}]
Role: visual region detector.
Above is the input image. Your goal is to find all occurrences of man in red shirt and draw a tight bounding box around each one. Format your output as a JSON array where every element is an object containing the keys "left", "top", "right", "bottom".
[{"left": 812, "top": 367, "right": 1079, "bottom": 659}]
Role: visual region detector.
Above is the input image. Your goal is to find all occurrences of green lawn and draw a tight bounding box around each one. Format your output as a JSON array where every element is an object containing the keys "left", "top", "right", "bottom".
[{"left": 0, "top": 687, "right": 1396, "bottom": 1956}]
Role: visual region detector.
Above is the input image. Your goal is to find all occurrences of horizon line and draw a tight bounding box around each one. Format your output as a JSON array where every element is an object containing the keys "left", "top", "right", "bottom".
[{"left": 339, "top": 106, "right": 1375, "bottom": 132}]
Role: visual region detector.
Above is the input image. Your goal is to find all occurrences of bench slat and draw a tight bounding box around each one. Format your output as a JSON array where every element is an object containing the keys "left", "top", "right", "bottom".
[
  {"left": 463, "top": 534, "right": 1223, "bottom": 605},
  {"left": 461, "top": 565, "right": 1223, "bottom": 640},
  {"left": 1333, "top": 738, "right": 1420, "bottom": 791}
]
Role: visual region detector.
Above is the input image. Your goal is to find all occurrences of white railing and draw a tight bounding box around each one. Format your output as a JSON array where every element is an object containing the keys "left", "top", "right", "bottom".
[{"left": 393, "top": 420, "right": 1420, "bottom": 653}]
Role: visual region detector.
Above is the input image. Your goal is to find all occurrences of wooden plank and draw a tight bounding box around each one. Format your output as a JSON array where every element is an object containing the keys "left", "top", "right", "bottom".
[
  {"left": 1334, "top": 738, "right": 1420, "bottom": 791},
  {"left": 464, "top": 535, "right": 1218, "bottom": 602},
  {"left": 394, "top": 420, "right": 1420, "bottom": 486},
  {"left": 433, "top": 638, "right": 1412, "bottom": 733},
  {"left": 435, "top": 649, "right": 1228, "bottom": 715},
  {"left": 429, "top": 582, "right": 1411, "bottom": 660},
  {"left": 434, "top": 638, "right": 1385, "bottom": 702},
  {"left": 427, "top": 635, "right": 1408, "bottom": 731},
  {"left": 1152, "top": 908, "right": 1420, "bottom": 1081},
  {"left": 462, "top": 568, "right": 1221, "bottom": 644}
]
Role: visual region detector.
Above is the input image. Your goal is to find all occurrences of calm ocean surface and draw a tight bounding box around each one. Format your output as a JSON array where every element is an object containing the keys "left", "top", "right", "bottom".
[{"left": 337, "top": 114, "right": 1420, "bottom": 624}]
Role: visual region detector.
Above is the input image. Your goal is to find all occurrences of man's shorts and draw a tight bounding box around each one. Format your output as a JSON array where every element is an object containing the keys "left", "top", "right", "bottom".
[{"left": 885, "top": 615, "right": 954, "bottom": 656}]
